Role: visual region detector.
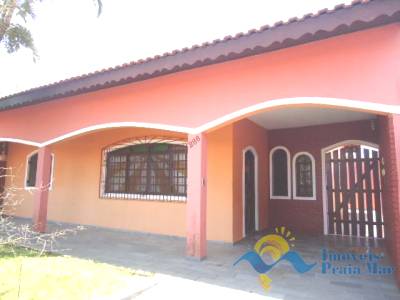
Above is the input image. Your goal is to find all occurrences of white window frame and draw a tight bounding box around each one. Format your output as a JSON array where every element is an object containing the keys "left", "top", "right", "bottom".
[
  {"left": 269, "top": 146, "right": 291, "bottom": 199},
  {"left": 24, "top": 150, "right": 55, "bottom": 191},
  {"left": 292, "top": 152, "right": 316, "bottom": 200}
]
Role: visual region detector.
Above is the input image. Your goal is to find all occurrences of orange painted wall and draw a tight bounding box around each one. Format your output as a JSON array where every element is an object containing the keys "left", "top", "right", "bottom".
[
  {"left": 232, "top": 119, "right": 269, "bottom": 242},
  {"left": 207, "top": 125, "right": 234, "bottom": 242},
  {"left": 4, "top": 143, "right": 37, "bottom": 217},
  {"left": 0, "top": 25, "right": 399, "bottom": 143},
  {"left": 6, "top": 126, "right": 237, "bottom": 242},
  {"left": 7, "top": 128, "right": 188, "bottom": 237}
]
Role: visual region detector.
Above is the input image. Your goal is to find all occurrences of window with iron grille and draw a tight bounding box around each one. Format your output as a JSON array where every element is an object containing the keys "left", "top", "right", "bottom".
[
  {"left": 103, "top": 141, "right": 187, "bottom": 201},
  {"left": 271, "top": 148, "right": 290, "bottom": 198},
  {"left": 293, "top": 152, "right": 315, "bottom": 200},
  {"left": 295, "top": 155, "right": 312, "bottom": 197}
]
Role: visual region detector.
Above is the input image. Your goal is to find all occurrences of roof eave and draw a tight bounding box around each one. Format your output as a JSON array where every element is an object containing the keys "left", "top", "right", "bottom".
[{"left": 1, "top": 0, "right": 399, "bottom": 111}]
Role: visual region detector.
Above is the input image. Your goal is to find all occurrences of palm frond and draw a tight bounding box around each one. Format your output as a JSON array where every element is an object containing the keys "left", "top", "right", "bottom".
[
  {"left": 3, "top": 23, "right": 37, "bottom": 58},
  {"left": 16, "top": 0, "right": 35, "bottom": 21}
]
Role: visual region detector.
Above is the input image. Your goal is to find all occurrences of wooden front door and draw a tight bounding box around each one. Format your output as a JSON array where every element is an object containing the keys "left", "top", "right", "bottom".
[
  {"left": 245, "top": 150, "right": 255, "bottom": 235},
  {"left": 325, "top": 145, "right": 384, "bottom": 238}
]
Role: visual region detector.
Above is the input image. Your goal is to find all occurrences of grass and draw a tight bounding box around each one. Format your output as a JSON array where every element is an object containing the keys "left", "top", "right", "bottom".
[{"left": 0, "top": 244, "right": 151, "bottom": 300}]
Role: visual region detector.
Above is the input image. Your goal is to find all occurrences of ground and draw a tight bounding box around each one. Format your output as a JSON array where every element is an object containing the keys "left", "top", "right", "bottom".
[
  {"left": 2, "top": 218, "right": 400, "bottom": 299},
  {"left": 0, "top": 245, "right": 153, "bottom": 300}
]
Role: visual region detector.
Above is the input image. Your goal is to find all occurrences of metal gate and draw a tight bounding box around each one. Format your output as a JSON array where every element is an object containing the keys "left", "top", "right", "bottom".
[{"left": 325, "top": 145, "right": 384, "bottom": 238}]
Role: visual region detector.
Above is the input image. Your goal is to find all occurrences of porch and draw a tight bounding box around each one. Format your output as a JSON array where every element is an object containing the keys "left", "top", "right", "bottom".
[
  {"left": 2, "top": 106, "right": 400, "bottom": 287},
  {"left": 18, "top": 218, "right": 399, "bottom": 300}
]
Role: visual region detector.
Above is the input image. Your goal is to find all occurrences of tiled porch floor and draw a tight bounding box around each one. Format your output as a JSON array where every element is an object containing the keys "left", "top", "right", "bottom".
[{"left": 11, "top": 219, "right": 400, "bottom": 299}]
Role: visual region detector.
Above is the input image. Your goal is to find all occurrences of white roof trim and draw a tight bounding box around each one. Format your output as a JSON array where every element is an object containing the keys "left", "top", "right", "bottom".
[{"left": 0, "top": 97, "right": 398, "bottom": 147}]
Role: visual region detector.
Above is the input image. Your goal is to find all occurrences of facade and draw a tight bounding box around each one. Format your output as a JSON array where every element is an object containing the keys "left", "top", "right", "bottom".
[{"left": 0, "top": 0, "right": 400, "bottom": 285}]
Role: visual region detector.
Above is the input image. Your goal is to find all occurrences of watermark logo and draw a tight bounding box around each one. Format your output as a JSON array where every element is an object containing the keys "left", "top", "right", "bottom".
[
  {"left": 233, "top": 227, "right": 316, "bottom": 291},
  {"left": 321, "top": 248, "right": 394, "bottom": 275}
]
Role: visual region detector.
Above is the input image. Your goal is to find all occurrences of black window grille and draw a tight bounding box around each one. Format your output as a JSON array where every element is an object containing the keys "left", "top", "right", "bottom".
[
  {"left": 104, "top": 143, "right": 187, "bottom": 199},
  {"left": 272, "top": 149, "right": 288, "bottom": 197},
  {"left": 295, "top": 154, "right": 313, "bottom": 197}
]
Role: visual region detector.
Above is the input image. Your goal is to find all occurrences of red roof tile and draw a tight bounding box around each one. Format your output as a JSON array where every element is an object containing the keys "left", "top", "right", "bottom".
[{"left": 0, "top": 0, "right": 399, "bottom": 110}]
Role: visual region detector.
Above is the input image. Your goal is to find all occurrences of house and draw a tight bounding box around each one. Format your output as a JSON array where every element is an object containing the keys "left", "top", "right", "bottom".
[{"left": 0, "top": 0, "right": 400, "bottom": 286}]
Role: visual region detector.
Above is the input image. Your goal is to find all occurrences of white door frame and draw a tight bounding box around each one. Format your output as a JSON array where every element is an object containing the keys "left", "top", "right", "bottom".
[
  {"left": 242, "top": 146, "right": 259, "bottom": 238},
  {"left": 321, "top": 139, "right": 379, "bottom": 235}
]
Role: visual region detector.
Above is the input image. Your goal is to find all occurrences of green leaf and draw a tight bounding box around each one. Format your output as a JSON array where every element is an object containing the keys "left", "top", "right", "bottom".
[{"left": 3, "top": 23, "right": 37, "bottom": 58}]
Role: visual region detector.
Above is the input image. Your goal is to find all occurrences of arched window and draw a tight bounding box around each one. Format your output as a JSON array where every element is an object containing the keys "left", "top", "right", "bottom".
[
  {"left": 270, "top": 146, "right": 290, "bottom": 199},
  {"left": 102, "top": 138, "right": 187, "bottom": 201},
  {"left": 293, "top": 152, "right": 316, "bottom": 200},
  {"left": 25, "top": 151, "right": 55, "bottom": 189}
]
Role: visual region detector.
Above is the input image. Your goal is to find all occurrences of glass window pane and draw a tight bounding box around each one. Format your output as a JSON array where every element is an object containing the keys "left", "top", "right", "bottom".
[
  {"left": 296, "top": 155, "right": 313, "bottom": 197},
  {"left": 105, "top": 143, "right": 188, "bottom": 197},
  {"left": 131, "top": 144, "right": 149, "bottom": 153},
  {"left": 151, "top": 143, "right": 169, "bottom": 153},
  {"left": 127, "top": 154, "right": 147, "bottom": 193},
  {"left": 106, "top": 154, "right": 127, "bottom": 193},
  {"left": 27, "top": 153, "right": 38, "bottom": 187},
  {"left": 272, "top": 149, "right": 288, "bottom": 196},
  {"left": 149, "top": 152, "right": 170, "bottom": 194}
]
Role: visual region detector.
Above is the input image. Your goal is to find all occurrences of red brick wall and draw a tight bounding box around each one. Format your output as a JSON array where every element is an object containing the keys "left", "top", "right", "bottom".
[
  {"left": 378, "top": 115, "right": 400, "bottom": 286},
  {"left": 268, "top": 119, "right": 378, "bottom": 236},
  {"left": 233, "top": 119, "right": 269, "bottom": 242}
]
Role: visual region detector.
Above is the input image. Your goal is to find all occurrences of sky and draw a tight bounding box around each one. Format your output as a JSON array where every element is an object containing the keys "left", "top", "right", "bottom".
[{"left": 0, "top": 0, "right": 353, "bottom": 97}]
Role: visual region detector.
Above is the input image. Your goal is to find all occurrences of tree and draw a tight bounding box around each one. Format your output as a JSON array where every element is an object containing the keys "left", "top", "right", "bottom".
[
  {"left": 0, "top": 167, "right": 84, "bottom": 252},
  {"left": 0, "top": 167, "right": 85, "bottom": 298},
  {"left": 0, "top": 0, "right": 102, "bottom": 58}
]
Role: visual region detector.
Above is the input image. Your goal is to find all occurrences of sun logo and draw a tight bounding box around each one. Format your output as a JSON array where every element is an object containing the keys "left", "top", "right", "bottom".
[
  {"left": 234, "top": 226, "right": 316, "bottom": 292},
  {"left": 255, "top": 227, "right": 295, "bottom": 290}
]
